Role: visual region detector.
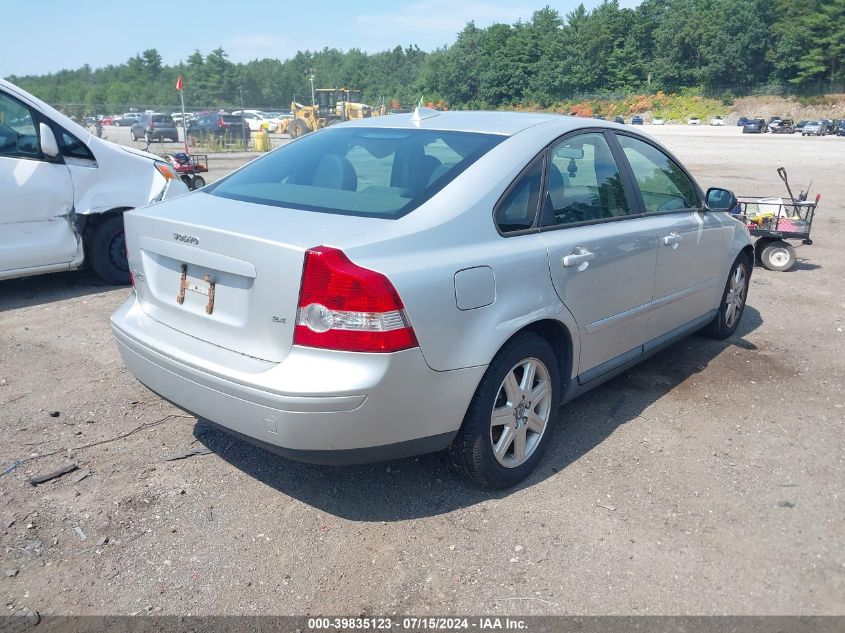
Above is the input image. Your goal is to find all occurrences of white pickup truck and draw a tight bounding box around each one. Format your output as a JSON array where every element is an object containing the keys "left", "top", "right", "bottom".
[{"left": 0, "top": 79, "right": 187, "bottom": 284}]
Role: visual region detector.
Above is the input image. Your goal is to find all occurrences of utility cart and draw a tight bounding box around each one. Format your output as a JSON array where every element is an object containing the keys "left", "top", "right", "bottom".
[
  {"left": 164, "top": 152, "right": 208, "bottom": 190},
  {"left": 735, "top": 167, "right": 821, "bottom": 272}
]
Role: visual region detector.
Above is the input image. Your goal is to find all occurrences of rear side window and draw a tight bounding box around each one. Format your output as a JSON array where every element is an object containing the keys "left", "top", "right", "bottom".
[
  {"left": 207, "top": 128, "right": 505, "bottom": 219},
  {"left": 0, "top": 92, "right": 40, "bottom": 158},
  {"left": 543, "top": 132, "right": 631, "bottom": 226},
  {"left": 494, "top": 154, "right": 543, "bottom": 233},
  {"left": 617, "top": 135, "right": 698, "bottom": 213}
]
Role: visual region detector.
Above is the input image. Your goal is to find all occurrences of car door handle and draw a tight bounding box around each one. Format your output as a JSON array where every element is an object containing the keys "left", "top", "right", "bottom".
[
  {"left": 662, "top": 232, "right": 682, "bottom": 246},
  {"left": 562, "top": 248, "right": 596, "bottom": 268}
]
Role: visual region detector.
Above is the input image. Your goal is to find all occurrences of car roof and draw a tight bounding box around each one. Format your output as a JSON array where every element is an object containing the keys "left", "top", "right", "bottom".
[{"left": 340, "top": 109, "right": 592, "bottom": 136}]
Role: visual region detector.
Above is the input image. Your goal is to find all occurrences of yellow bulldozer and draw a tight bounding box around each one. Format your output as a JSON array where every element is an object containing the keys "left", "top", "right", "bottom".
[{"left": 279, "top": 88, "right": 383, "bottom": 138}]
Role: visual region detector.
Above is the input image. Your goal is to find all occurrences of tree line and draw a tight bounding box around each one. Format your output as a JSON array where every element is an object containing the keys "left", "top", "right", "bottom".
[{"left": 7, "top": 0, "right": 844, "bottom": 113}]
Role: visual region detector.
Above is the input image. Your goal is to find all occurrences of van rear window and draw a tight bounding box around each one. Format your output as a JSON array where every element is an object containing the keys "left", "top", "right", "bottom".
[{"left": 206, "top": 127, "right": 504, "bottom": 218}]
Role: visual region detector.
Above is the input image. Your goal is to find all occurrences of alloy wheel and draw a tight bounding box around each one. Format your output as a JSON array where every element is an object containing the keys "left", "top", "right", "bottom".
[
  {"left": 490, "top": 357, "right": 552, "bottom": 468},
  {"left": 725, "top": 263, "right": 747, "bottom": 328}
]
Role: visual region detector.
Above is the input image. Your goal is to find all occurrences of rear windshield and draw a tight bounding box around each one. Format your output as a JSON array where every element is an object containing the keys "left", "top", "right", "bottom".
[
  {"left": 222, "top": 115, "right": 245, "bottom": 124},
  {"left": 206, "top": 127, "right": 505, "bottom": 218},
  {"left": 152, "top": 115, "right": 173, "bottom": 123}
]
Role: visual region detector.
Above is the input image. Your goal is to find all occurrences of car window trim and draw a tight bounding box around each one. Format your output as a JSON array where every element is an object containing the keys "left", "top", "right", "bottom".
[{"left": 611, "top": 130, "right": 704, "bottom": 214}]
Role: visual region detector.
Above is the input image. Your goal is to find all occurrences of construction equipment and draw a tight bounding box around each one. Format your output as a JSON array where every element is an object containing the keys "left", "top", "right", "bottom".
[{"left": 279, "top": 88, "right": 379, "bottom": 138}]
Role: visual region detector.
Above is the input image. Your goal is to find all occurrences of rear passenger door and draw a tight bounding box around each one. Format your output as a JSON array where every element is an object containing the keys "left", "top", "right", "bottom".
[
  {"left": 539, "top": 131, "right": 657, "bottom": 381},
  {"left": 614, "top": 133, "right": 729, "bottom": 341}
]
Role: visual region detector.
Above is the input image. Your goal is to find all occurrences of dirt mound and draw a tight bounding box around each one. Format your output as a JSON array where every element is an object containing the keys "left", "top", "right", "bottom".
[{"left": 730, "top": 94, "right": 845, "bottom": 122}]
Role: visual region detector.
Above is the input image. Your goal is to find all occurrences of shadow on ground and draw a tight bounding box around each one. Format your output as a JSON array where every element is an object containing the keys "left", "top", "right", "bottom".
[
  {"left": 0, "top": 269, "right": 125, "bottom": 311},
  {"left": 195, "top": 306, "right": 763, "bottom": 522}
]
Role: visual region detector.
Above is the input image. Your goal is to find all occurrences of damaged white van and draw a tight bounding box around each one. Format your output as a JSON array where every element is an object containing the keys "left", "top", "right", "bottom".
[{"left": 0, "top": 79, "right": 187, "bottom": 284}]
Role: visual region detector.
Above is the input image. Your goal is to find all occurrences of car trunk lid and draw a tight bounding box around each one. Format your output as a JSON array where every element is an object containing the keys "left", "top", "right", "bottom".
[{"left": 124, "top": 191, "right": 383, "bottom": 363}]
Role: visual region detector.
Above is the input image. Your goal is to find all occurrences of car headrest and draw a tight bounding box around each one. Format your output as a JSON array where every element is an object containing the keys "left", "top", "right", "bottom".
[{"left": 312, "top": 155, "right": 358, "bottom": 191}]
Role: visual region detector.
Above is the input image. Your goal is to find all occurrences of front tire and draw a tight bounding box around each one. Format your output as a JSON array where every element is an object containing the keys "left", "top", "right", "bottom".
[
  {"left": 448, "top": 333, "right": 560, "bottom": 488},
  {"left": 86, "top": 215, "right": 130, "bottom": 285},
  {"left": 704, "top": 253, "right": 750, "bottom": 339}
]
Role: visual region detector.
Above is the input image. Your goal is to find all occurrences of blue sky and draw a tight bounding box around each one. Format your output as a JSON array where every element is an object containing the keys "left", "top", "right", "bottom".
[{"left": 1, "top": 0, "right": 638, "bottom": 77}]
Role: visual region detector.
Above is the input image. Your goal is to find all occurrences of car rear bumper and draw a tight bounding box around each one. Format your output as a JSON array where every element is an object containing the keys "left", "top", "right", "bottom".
[{"left": 110, "top": 296, "right": 485, "bottom": 463}]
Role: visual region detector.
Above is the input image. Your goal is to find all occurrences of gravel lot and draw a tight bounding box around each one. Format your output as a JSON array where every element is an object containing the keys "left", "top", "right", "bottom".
[{"left": 1, "top": 125, "right": 843, "bottom": 617}]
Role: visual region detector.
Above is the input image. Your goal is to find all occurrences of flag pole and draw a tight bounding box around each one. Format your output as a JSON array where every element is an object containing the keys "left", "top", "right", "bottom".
[{"left": 177, "top": 75, "right": 188, "bottom": 154}]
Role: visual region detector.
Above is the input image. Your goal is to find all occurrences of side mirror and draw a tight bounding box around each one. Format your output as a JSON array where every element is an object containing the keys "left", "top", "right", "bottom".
[
  {"left": 705, "top": 187, "right": 737, "bottom": 212},
  {"left": 39, "top": 123, "right": 60, "bottom": 158}
]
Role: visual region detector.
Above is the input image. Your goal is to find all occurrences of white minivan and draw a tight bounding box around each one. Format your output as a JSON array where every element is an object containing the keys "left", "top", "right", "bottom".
[{"left": 0, "top": 79, "right": 187, "bottom": 284}]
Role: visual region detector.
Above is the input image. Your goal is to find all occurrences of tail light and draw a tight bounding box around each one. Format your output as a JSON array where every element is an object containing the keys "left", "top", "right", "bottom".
[
  {"left": 218, "top": 117, "right": 229, "bottom": 128},
  {"left": 294, "top": 246, "right": 418, "bottom": 353}
]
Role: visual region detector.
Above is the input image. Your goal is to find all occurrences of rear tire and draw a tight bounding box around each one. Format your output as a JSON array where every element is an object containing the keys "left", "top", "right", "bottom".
[
  {"left": 760, "top": 240, "right": 796, "bottom": 272},
  {"left": 290, "top": 120, "right": 308, "bottom": 138},
  {"left": 704, "top": 253, "right": 750, "bottom": 340},
  {"left": 448, "top": 333, "right": 560, "bottom": 489},
  {"left": 191, "top": 175, "right": 206, "bottom": 189},
  {"left": 87, "top": 215, "right": 130, "bottom": 285}
]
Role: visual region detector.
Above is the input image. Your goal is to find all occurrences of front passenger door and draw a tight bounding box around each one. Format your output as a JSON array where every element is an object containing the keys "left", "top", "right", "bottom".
[
  {"left": 0, "top": 91, "right": 77, "bottom": 275},
  {"left": 540, "top": 131, "right": 657, "bottom": 381},
  {"left": 615, "top": 134, "right": 729, "bottom": 341}
]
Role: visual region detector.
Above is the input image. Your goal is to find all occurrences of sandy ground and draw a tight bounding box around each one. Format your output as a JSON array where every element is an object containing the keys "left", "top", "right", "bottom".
[{"left": 0, "top": 125, "right": 843, "bottom": 617}]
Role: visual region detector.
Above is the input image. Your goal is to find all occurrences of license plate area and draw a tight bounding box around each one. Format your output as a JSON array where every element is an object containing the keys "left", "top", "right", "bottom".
[{"left": 177, "top": 263, "right": 216, "bottom": 314}]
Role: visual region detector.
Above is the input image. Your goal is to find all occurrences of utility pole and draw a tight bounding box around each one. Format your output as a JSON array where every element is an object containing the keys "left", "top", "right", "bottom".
[{"left": 308, "top": 69, "right": 315, "bottom": 107}]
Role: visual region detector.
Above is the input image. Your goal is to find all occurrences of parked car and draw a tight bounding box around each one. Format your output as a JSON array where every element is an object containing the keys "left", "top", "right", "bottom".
[
  {"left": 736, "top": 117, "right": 749, "bottom": 127},
  {"left": 185, "top": 114, "right": 251, "bottom": 144},
  {"left": 770, "top": 119, "right": 794, "bottom": 134},
  {"left": 710, "top": 116, "right": 725, "bottom": 126},
  {"left": 232, "top": 110, "right": 279, "bottom": 132},
  {"left": 652, "top": 117, "right": 665, "bottom": 125},
  {"left": 742, "top": 118, "right": 766, "bottom": 133},
  {"left": 837, "top": 121, "right": 845, "bottom": 136},
  {"left": 100, "top": 115, "right": 114, "bottom": 126},
  {"left": 794, "top": 120, "right": 808, "bottom": 134},
  {"left": 111, "top": 110, "right": 752, "bottom": 488},
  {"left": 613, "top": 116, "right": 625, "bottom": 124},
  {"left": 687, "top": 117, "right": 701, "bottom": 125},
  {"left": 0, "top": 79, "right": 187, "bottom": 284},
  {"left": 802, "top": 121, "right": 825, "bottom": 136},
  {"left": 821, "top": 119, "right": 834, "bottom": 134},
  {"left": 130, "top": 114, "right": 179, "bottom": 142},
  {"left": 113, "top": 113, "right": 140, "bottom": 127},
  {"left": 631, "top": 115, "right": 644, "bottom": 125}
]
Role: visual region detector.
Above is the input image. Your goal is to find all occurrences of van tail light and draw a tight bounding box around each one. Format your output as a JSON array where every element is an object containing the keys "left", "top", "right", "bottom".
[{"left": 294, "top": 246, "right": 418, "bottom": 353}]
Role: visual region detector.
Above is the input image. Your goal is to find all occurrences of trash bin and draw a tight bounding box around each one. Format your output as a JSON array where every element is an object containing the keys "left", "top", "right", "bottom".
[{"left": 254, "top": 130, "right": 270, "bottom": 152}]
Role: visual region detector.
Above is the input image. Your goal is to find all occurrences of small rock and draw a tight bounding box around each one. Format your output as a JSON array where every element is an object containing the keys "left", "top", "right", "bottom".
[
  {"left": 48, "top": 411, "right": 60, "bottom": 418},
  {"left": 514, "top": 545, "right": 523, "bottom": 552},
  {"left": 448, "top": 544, "right": 455, "bottom": 551},
  {"left": 12, "top": 607, "right": 39, "bottom": 625},
  {"left": 4, "top": 569, "right": 18, "bottom": 578},
  {"left": 73, "top": 526, "right": 87, "bottom": 541},
  {"left": 97, "top": 536, "right": 109, "bottom": 546},
  {"left": 777, "top": 500, "right": 795, "bottom": 508},
  {"left": 509, "top": 557, "right": 519, "bottom": 563},
  {"left": 72, "top": 469, "right": 91, "bottom": 484}
]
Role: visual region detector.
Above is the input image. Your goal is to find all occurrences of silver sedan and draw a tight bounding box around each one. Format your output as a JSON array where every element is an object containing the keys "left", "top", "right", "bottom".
[{"left": 111, "top": 110, "right": 753, "bottom": 488}]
